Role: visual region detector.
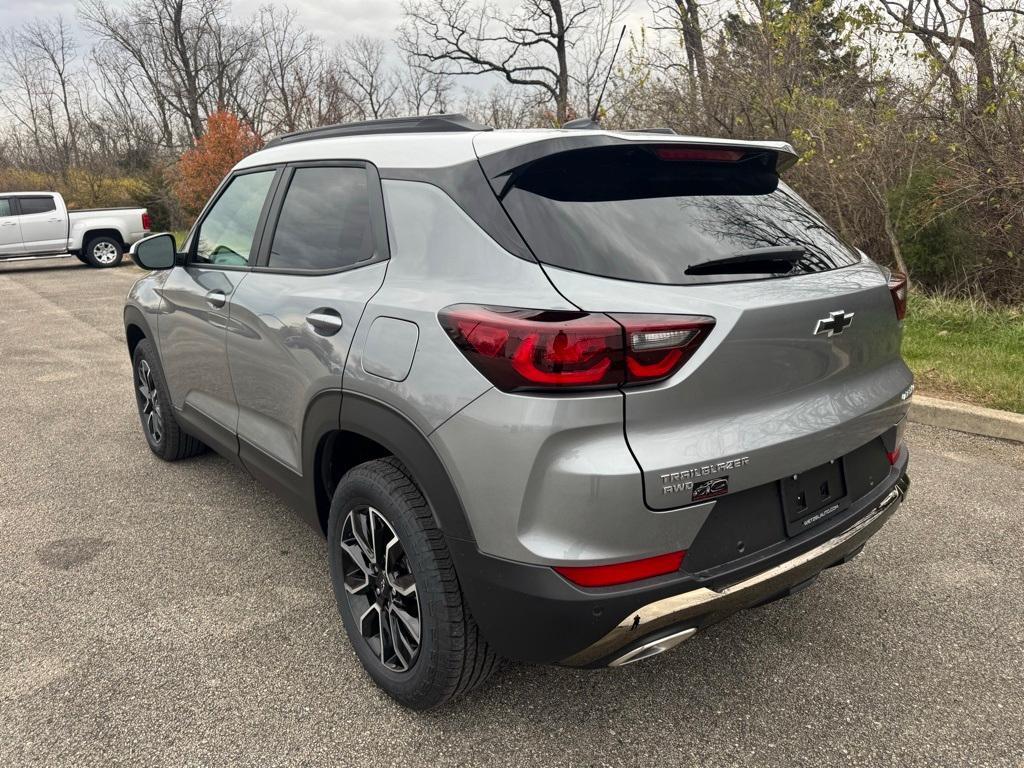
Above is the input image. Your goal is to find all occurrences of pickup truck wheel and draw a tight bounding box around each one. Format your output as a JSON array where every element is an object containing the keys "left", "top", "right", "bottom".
[
  {"left": 131, "top": 339, "right": 206, "bottom": 460},
  {"left": 328, "top": 458, "right": 499, "bottom": 709},
  {"left": 83, "top": 236, "right": 123, "bottom": 267}
]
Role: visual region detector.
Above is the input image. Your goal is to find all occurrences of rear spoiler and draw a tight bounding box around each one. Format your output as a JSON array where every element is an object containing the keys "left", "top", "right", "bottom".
[{"left": 474, "top": 134, "right": 799, "bottom": 198}]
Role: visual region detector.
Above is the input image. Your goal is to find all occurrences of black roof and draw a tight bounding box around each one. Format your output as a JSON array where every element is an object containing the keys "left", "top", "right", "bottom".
[{"left": 264, "top": 113, "right": 491, "bottom": 148}]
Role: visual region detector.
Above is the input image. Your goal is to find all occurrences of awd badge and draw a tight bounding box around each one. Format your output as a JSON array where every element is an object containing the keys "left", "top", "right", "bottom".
[{"left": 692, "top": 476, "right": 729, "bottom": 501}]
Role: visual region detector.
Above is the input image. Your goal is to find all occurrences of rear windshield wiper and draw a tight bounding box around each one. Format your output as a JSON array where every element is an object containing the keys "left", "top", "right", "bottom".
[{"left": 684, "top": 246, "right": 806, "bottom": 276}]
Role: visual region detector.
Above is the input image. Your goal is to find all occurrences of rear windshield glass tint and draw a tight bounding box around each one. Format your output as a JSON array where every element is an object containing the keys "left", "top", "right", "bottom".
[{"left": 500, "top": 145, "right": 860, "bottom": 285}]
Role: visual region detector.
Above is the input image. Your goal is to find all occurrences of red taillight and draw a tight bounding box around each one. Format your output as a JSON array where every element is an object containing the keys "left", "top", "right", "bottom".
[
  {"left": 888, "top": 272, "right": 907, "bottom": 321},
  {"left": 438, "top": 305, "right": 714, "bottom": 392},
  {"left": 142, "top": 212, "right": 152, "bottom": 230},
  {"left": 555, "top": 551, "right": 686, "bottom": 588},
  {"left": 440, "top": 306, "right": 624, "bottom": 391},
  {"left": 654, "top": 146, "right": 745, "bottom": 163}
]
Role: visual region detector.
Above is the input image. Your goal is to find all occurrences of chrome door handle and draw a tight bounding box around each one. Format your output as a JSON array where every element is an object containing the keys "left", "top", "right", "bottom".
[
  {"left": 47, "top": 217, "right": 62, "bottom": 222},
  {"left": 205, "top": 290, "right": 227, "bottom": 309},
  {"left": 306, "top": 308, "right": 343, "bottom": 336}
]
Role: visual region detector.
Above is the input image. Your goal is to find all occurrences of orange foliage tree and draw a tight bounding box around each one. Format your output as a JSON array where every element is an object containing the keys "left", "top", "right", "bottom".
[{"left": 173, "top": 110, "right": 263, "bottom": 217}]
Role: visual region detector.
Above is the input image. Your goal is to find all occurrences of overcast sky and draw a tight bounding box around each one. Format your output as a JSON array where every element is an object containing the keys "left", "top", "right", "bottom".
[
  {"left": 1, "top": 0, "right": 644, "bottom": 49},
  {"left": 2, "top": 0, "right": 647, "bottom": 52},
  {"left": 1, "top": 0, "right": 414, "bottom": 46}
]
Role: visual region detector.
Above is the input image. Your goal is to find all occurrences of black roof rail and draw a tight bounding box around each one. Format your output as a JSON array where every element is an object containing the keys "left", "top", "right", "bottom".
[{"left": 264, "top": 113, "right": 491, "bottom": 148}]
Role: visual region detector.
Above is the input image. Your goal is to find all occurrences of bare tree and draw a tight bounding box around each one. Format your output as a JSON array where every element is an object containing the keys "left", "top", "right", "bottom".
[
  {"left": 0, "top": 18, "right": 84, "bottom": 177},
  {"left": 878, "top": 0, "right": 1003, "bottom": 113},
  {"left": 248, "top": 6, "right": 324, "bottom": 133},
  {"left": 81, "top": 0, "right": 259, "bottom": 146},
  {"left": 571, "top": 0, "right": 629, "bottom": 117},
  {"left": 22, "top": 18, "right": 80, "bottom": 170},
  {"left": 338, "top": 37, "right": 400, "bottom": 120},
  {"left": 396, "top": 24, "right": 456, "bottom": 115},
  {"left": 398, "top": 60, "right": 455, "bottom": 115},
  {"left": 461, "top": 84, "right": 545, "bottom": 127},
  {"left": 0, "top": 30, "right": 50, "bottom": 168},
  {"left": 649, "top": 0, "right": 710, "bottom": 107},
  {"left": 401, "top": 0, "right": 613, "bottom": 125}
]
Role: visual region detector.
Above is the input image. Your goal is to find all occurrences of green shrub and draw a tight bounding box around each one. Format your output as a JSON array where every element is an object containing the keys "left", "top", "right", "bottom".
[{"left": 889, "top": 167, "right": 979, "bottom": 289}]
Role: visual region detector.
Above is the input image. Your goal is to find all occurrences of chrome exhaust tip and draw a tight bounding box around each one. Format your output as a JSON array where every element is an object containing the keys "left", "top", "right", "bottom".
[{"left": 608, "top": 627, "right": 697, "bottom": 667}]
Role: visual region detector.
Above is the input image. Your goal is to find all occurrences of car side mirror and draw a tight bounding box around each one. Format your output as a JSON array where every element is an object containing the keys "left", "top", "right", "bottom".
[
  {"left": 130, "top": 233, "right": 177, "bottom": 270},
  {"left": 129, "top": 233, "right": 177, "bottom": 272}
]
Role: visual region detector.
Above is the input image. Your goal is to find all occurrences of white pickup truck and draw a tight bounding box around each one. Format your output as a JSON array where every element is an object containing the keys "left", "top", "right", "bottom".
[{"left": 0, "top": 191, "right": 150, "bottom": 268}]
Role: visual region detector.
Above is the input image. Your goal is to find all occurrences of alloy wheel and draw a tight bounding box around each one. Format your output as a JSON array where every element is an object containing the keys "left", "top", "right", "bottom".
[
  {"left": 136, "top": 359, "right": 163, "bottom": 445},
  {"left": 93, "top": 241, "right": 119, "bottom": 264},
  {"left": 340, "top": 505, "right": 421, "bottom": 672}
]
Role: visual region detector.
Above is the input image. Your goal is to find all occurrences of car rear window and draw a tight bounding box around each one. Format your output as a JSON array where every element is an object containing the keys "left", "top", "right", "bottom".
[{"left": 499, "top": 145, "right": 860, "bottom": 285}]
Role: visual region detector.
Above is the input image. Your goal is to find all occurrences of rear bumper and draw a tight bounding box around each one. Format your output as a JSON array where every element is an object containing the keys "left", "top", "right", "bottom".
[
  {"left": 564, "top": 472, "right": 908, "bottom": 666},
  {"left": 449, "top": 456, "right": 908, "bottom": 666}
]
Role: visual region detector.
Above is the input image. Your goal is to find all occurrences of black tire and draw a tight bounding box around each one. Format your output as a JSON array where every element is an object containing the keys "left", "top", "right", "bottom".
[
  {"left": 131, "top": 339, "right": 206, "bottom": 461},
  {"left": 328, "top": 457, "right": 499, "bottom": 709},
  {"left": 83, "top": 235, "right": 124, "bottom": 267}
]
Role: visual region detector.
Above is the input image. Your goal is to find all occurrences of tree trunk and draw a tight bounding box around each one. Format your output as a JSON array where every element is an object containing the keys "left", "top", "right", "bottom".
[
  {"left": 675, "top": 0, "right": 708, "bottom": 105},
  {"left": 882, "top": 205, "right": 910, "bottom": 284},
  {"left": 170, "top": 0, "right": 205, "bottom": 141},
  {"left": 966, "top": 0, "right": 996, "bottom": 113},
  {"left": 550, "top": 0, "right": 570, "bottom": 125}
]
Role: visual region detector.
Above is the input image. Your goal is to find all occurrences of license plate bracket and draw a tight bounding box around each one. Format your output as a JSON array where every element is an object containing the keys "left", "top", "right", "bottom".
[{"left": 780, "top": 459, "right": 849, "bottom": 536}]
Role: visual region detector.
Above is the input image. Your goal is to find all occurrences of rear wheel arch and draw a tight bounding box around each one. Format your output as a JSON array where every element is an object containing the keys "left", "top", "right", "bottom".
[
  {"left": 307, "top": 392, "right": 475, "bottom": 543},
  {"left": 82, "top": 227, "right": 126, "bottom": 249}
]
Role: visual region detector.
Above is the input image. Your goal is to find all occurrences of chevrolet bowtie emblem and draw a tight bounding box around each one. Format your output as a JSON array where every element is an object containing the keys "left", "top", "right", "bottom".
[{"left": 814, "top": 310, "right": 855, "bottom": 337}]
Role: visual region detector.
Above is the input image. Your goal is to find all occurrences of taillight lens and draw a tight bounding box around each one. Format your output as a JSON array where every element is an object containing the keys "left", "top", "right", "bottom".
[
  {"left": 438, "top": 305, "right": 714, "bottom": 392},
  {"left": 888, "top": 272, "right": 908, "bottom": 320},
  {"left": 142, "top": 212, "right": 152, "bottom": 230},
  {"left": 439, "top": 306, "right": 624, "bottom": 391},
  {"left": 554, "top": 550, "right": 686, "bottom": 588},
  {"left": 615, "top": 314, "right": 716, "bottom": 385}
]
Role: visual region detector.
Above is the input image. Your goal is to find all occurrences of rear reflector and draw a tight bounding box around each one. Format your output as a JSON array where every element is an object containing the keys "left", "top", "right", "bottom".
[
  {"left": 438, "top": 305, "right": 714, "bottom": 392},
  {"left": 886, "top": 417, "right": 908, "bottom": 465},
  {"left": 554, "top": 551, "right": 686, "bottom": 588},
  {"left": 888, "top": 272, "right": 908, "bottom": 320}
]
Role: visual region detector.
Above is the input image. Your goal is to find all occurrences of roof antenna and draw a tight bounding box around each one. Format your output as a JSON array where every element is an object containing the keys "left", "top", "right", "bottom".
[{"left": 564, "top": 24, "right": 627, "bottom": 130}]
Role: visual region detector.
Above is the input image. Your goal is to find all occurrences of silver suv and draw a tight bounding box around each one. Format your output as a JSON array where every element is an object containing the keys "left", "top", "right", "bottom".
[{"left": 125, "top": 114, "right": 911, "bottom": 709}]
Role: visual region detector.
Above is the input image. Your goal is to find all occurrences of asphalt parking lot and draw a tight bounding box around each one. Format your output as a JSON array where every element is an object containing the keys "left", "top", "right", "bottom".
[{"left": 1, "top": 258, "right": 1022, "bottom": 767}]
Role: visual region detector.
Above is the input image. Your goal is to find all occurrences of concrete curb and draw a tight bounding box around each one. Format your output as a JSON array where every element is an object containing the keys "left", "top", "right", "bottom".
[{"left": 909, "top": 394, "right": 1024, "bottom": 444}]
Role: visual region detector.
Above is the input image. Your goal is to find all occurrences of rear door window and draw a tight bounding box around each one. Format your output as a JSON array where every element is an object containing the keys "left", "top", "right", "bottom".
[
  {"left": 500, "top": 145, "right": 860, "bottom": 285},
  {"left": 267, "top": 166, "right": 373, "bottom": 271},
  {"left": 0, "top": 199, "right": 12, "bottom": 217},
  {"left": 17, "top": 196, "right": 56, "bottom": 215}
]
